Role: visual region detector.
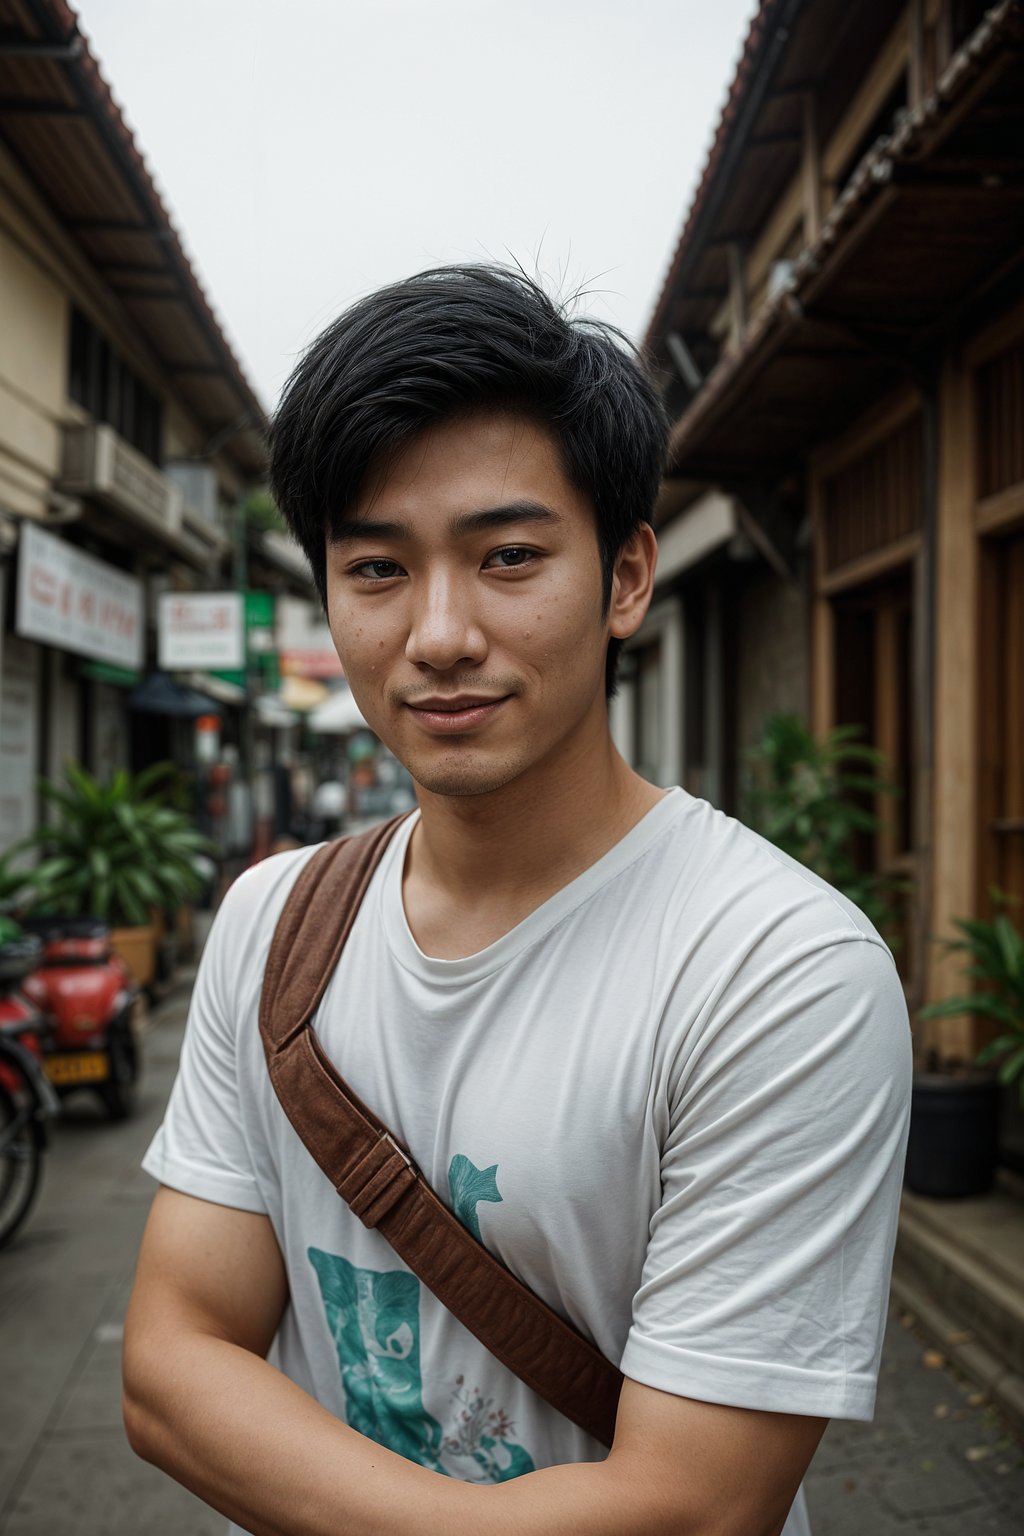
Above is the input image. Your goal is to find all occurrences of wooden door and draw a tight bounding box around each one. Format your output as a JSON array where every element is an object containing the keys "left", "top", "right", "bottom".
[{"left": 980, "top": 531, "right": 1024, "bottom": 912}]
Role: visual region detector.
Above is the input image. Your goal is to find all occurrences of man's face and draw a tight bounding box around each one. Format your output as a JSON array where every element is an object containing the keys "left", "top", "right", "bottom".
[{"left": 323, "top": 412, "right": 622, "bottom": 799}]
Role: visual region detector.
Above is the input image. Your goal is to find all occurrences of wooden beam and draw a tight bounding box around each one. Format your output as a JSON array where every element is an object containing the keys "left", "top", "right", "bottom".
[
  {"left": 926, "top": 357, "right": 978, "bottom": 1053},
  {"left": 726, "top": 241, "right": 748, "bottom": 348},
  {"left": 936, "top": 0, "right": 953, "bottom": 73},
  {"left": 666, "top": 332, "right": 702, "bottom": 392},
  {"left": 909, "top": 0, "right": 927, "bottom": 111},
  {"left": 800, "top": 91, "right": 822, "bottom": 246}
]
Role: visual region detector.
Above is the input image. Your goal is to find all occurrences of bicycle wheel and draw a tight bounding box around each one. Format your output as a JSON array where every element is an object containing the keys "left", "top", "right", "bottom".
[{"left": 0, "top": 1080, "right": 43, "bottom": 1249}]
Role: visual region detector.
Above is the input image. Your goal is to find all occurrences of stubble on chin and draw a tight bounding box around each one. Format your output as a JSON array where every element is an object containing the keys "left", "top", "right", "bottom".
[{"left": 405, "top": 747, "right": 530, "bottom": 799}]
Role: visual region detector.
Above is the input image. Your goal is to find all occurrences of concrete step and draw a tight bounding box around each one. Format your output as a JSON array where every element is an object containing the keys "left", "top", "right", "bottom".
[{"left": 892, "top": 1183, "right": 1024, "bottom": 1433}]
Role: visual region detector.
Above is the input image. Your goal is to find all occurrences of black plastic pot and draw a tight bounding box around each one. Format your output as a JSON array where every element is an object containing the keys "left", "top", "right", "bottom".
[{"left": 905, "top": 1070, "right": 1000, "bottom": 1198}]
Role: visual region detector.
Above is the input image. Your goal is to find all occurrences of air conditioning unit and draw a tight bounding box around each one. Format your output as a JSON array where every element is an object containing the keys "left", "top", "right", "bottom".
[
  {"left": 61, "top": 423, "right": 183, "bottom": 539},
  {"left": 165, "top": 459, "right": 220, "bottom": 525}
]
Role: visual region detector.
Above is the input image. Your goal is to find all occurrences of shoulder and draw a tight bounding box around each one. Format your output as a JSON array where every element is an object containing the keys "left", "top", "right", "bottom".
[
  {"left": 215, "top": 843, "right": 325, "bottom": 935},
  {"left": 655, "top": 790, "right": 891, "bottom": 958},
  {"left": 198, "top": 844, "right": 325, "bottom": 1004}
]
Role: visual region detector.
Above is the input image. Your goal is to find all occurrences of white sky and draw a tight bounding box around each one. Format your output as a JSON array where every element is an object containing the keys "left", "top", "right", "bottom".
[{"left": 75, "top": 0, "right": 755, "bottom": 412}]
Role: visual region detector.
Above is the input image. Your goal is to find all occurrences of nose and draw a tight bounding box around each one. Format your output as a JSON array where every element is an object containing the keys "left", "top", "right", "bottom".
[{"left": 405, "top": 567, "right": 487, "bottom": 671}]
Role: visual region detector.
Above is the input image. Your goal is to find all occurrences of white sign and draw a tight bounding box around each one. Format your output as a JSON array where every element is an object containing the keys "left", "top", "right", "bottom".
[
  {"left": 158, "top": 591, "right": 244, "bottom": 669},
  {"left": 16, "top": 522, "right": 143, "bottom": 668}
]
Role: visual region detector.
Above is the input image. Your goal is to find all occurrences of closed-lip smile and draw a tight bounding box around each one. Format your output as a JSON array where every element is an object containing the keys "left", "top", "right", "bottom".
[
  {"left": 404, "top": 694, "right": 512, "bottom": 733},
  {"left": 408, "top": 695, "right": 507, "bottom": 711}
]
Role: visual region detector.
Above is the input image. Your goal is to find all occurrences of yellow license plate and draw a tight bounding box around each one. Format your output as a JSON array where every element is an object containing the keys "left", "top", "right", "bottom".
[{"left": 45, "top": 1052, "right": 109, "bottom": 1086}]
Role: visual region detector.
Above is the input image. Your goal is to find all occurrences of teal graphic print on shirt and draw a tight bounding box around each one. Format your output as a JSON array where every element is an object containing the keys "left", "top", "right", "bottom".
[
  {"left": 308, "top": 1243, "right": 535, "bottom": 1482},
  {"left": 447, "top": 1154, "right": 502, "bottom": 1241},
  {"left": 308, "top": 1248, "right": 445, "bottom": 1469}
]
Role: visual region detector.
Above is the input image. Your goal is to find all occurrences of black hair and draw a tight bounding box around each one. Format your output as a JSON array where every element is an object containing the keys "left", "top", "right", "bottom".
[{"left": 268, "top": 264, "right": 668, "bottom": 696}]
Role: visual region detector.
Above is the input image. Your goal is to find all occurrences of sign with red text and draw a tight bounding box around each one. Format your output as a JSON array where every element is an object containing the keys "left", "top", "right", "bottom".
[
  {"left": 158, "top": 591, "right": 245, "bottom": 670},
  {"left": 16, "top": 522, "right": 143, "bottom": 668}
]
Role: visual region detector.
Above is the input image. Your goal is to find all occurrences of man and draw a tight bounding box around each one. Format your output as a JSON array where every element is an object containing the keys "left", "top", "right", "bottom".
[{"left": 124, "top": 266, "right": 911, "bottom": 1536}]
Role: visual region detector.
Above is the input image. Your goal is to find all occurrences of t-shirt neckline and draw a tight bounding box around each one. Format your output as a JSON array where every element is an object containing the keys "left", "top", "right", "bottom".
[{"left": 380, "top": 786, "right": 690, "bottom": 985}]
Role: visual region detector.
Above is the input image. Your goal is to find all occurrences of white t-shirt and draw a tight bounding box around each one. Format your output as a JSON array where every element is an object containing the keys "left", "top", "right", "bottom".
[{"left": 144, "top": 788, "right": 911, "bottom": 1535}]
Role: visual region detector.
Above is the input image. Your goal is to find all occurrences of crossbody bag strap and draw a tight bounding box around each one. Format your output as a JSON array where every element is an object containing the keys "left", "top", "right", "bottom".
[{"left": 258, "top": 816, "right": 623, "bottom": 1448}]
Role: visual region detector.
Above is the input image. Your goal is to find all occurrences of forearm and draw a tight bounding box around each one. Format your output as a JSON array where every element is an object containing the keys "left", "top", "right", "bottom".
[
  {"left": 125, "top": 1327, "right": 473, "bottom": 1536},
  {"left": 123, "top": 1332, "right": 693, "bottom": 1536}
]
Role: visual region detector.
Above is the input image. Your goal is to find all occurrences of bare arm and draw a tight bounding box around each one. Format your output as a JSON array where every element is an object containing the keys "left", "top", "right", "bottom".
[{"left": 124, "top": 1188, "right": 825, "bottom": 1536}]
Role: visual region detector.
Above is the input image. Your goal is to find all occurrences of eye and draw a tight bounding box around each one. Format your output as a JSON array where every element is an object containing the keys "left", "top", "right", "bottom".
[
  {"left": 484, "top": 547, "right": 537, "bottom": 570},
  {"left": 351, "top": 558, "right": 403, "bottom": 582}
]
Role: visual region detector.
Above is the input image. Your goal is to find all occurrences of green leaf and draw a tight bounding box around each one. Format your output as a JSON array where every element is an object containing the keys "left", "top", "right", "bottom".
[{"left": 996, "top": 1044, "right": 1024, "bottom": 1085}]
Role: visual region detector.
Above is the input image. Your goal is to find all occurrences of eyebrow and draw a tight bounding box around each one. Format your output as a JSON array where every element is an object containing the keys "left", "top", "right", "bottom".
[{"left": 329, "top": 499, "right": 561, "bottom": 546}]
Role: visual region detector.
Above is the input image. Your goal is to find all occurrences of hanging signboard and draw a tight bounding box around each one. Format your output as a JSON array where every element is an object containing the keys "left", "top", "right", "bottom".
[
  {"left": 158, "top": 591, "right": 245, "bottom": 670},
  {"left": 16, "top": 522, "right": 143, "bottom": 668},
  {"left": 276, "top": 594, "right": 344, "bottom": 678}
]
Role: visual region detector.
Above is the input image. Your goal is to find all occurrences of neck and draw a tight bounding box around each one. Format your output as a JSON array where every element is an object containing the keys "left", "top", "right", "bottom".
[{"left": 407, "top": 712, "right": 666, "bottom": 906}]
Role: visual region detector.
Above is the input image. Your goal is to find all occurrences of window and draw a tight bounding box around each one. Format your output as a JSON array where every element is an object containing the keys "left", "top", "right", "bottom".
[{"left": 67, "top": 307, "right": 163, "bottom": 465}]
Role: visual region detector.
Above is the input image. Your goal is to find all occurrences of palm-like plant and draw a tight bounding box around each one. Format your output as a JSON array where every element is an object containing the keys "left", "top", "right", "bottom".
[
  {"left": 918, "top": 900, "right": 1024, "bottom": 1103},
  {"left": 741, "top": 713, "right": 902, "bottom": 933},
  {"left": 11, "top": 762, "right": 214, "bottom": 929}
]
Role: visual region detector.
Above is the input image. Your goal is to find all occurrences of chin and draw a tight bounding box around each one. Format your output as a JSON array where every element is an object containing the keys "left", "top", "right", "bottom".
[{"left": 407, "top": 749, "right": 532, "bottom": 799}]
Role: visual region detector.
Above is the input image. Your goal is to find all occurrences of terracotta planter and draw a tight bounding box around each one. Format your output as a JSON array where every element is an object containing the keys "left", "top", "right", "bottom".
[{"left": 109, "top": 923, "right": 157, "bottom": 988}]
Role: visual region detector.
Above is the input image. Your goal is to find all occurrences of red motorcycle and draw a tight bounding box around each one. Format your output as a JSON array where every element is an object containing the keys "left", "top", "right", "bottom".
[
  {"left": 0, "top": 931, "right": 60, "bottom": 1248},
  {"left": 21, "top": 918, "right": 143, "bottom": 1121}
]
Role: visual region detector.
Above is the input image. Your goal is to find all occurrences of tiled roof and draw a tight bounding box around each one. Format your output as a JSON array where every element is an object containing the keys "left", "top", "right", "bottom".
[
  {"left": 665, "top": 0, "right": 1024, "bottom": 469},
  {"left": 644, "top": 0, "right": 787, "bottom": 350}
]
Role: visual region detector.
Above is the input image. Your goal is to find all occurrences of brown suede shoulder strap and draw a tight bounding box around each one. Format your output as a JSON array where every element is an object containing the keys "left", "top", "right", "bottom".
[{"left": 258, "top": 815, "right": 623, "bottom": 1448}]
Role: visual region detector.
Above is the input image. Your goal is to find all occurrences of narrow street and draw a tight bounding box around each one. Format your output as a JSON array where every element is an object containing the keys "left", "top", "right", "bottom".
[
  {"left": 0, "top": 974, "right": 221, "bottom": 1535},
  {"left": 0, "top": 975, "right": 1021, "bottom": 1535}
]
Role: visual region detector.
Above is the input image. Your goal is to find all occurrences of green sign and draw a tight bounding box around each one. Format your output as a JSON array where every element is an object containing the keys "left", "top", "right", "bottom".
[{"left": 213, "top": 590, "right": 278, "bottom": 689}]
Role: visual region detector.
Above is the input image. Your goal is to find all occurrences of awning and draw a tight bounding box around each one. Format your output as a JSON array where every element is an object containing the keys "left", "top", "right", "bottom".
[
  {"left": 181, "top": 671, "right": 248, "bottom": 707},
  {"left": 129, "top": 671, "right": 222, "bottom": 718},
  {"left": 280, "top": 675, "right": 330, "bottom": 712},
  {"left": 308, "top": 689, "right": 371, "bottom": 735},
  {"left": 655, "top": 490, "right": 738, "bottom": 584}
]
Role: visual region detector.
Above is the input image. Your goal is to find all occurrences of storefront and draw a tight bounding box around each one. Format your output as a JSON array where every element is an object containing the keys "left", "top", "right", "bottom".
[{"left": 1, "top": 521, "right": 143, "bottom": 856}]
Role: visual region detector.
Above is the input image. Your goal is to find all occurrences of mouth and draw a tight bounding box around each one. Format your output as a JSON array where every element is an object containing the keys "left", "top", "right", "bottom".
[{"left": 404, "top": 695, "right": 511, "bottom": 734}]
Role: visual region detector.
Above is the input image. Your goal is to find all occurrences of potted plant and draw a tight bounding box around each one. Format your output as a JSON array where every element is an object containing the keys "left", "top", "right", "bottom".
[
  {"left": 741, "top": 712, "right": 903, "bottom": 936},
  {"left": 910, "top": 900, "right": 1024, "bottom": 1198},
  {"left": 12, "top": 762, "right": 214, "bottom": 988}
]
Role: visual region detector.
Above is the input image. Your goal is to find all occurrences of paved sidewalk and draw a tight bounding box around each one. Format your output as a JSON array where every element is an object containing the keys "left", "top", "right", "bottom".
[
  {"left": 807, "top": 1313, "right": 1023, "bottom": 1533},
  {"left": 0, "top": 973, "right": 221, "bottom": 1535},
  {"left": 1, "top": 978, "right": 1021, "bottom": 1534}
]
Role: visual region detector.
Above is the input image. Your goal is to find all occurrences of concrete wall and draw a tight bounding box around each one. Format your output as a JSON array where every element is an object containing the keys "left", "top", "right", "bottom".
[
  {"left": 0, "top": 214, "right": 66, "bottom": 518},
  {"left": 734, "top": 567, "right": 808, "bottom": 756}
]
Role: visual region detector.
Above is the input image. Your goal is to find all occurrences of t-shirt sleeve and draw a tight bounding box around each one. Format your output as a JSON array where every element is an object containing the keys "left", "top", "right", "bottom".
[
  {"left": 141, "top": 874, "right": 268, "bottom": 1213},
  {"left": 620, "top": 933, "right": 911, "bottom": 1422}
]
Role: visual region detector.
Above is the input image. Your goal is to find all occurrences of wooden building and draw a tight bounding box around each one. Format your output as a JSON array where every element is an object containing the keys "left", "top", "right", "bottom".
[{"left": 640, "top": 0, "right": 1024, "bottom": 1085}]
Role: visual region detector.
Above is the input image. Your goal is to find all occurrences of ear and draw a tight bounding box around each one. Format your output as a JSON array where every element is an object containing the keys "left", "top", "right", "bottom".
[{"left": 608, "top": 523, "right": 657, "bottom": 641}]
